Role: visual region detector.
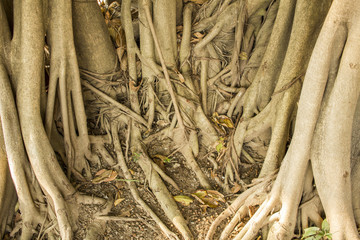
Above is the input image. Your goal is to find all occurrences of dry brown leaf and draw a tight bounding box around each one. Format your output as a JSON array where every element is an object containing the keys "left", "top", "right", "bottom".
[
  {"left": 114, "top": 190, "right": 125, "bottom": 206},
  {"left": 114, "top": 198, "right": 125, "bottom": 206},
  {"left": 176, "top": 25, "right": 183, "bottom": 32},
  {"left": 193, "top": 32, "right": 205, "bottom": 39},
  {"left": 92, "top": 169, "right": 118, "bottom": 184},
  {"left": 231, "top": 182, "right": 242, "bottom": 193},
  {"left": 249, "top": 205, "right": 258, "bottom": 217},
  {"left": 95, "top": 169, "right": 107, "bottom": 176},
  {"left": 103, "top": 170, "right": 118, "bottom": 182},
  {"left": 174, "top": 69, "right": 185, "bottom": 83},
  {"left": 207, "top": 190, "right": 225, "bottom": 203},
  {"left": 190, "top": 38, "right": 201, "bottom": 43}
]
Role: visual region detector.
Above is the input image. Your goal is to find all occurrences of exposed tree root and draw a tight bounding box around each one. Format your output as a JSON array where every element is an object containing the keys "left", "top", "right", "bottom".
[
  {"left": 210, "top": 1, "right": 360, "bottom": 239},
  {"left": 1, "top": 0, "right": 360, "bottom": 239}
]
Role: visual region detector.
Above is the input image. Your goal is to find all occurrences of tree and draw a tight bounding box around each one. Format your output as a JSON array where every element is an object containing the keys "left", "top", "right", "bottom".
[{"left": 0, "top": 0, "right": 359, "bottom": 239}]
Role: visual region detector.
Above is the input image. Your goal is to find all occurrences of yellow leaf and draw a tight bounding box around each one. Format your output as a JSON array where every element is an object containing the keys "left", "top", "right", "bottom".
[
  {"left": 212, "top": 112, "right": 234, "bottom": 129},
  {"left": 192, "top": 189, "right": 207, "bottom": 199},
  {"left": 114, "top": 198, "right": 125, "bottom": 206},
  {"left": 239, "top": 52, "right": 248, "bottom": 60},
  {"left": 217, "top": 115, "right": 235, "bottom": 128},
  {"left": 173, "top": 195, "right": 193, "bottom": 206},
  {"left": 192, "top": 189, "right": 226, "bottom": 208}
]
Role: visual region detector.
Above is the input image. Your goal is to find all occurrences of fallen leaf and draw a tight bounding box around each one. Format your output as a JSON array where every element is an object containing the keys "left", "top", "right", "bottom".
[
  {"left": 95, "top": 169, "right": 107, "bottom": 176},
  {"left": 114, "top": 198, "right": 125, "bottom": 206},
  {"left": 193, "top": 32, "right": 205, "bottom": 39},
  {"left": 248, "top": 205, "right": 258, "bottom": 217},
  {"left": 214, "top": 137, "right": 226, "bottom": 153},
  {"left": 92, "top": 169, "right": 118, "bottom": 184},
  {"left": 176, "top": 25, "right": 183, "bottom": 32},
  {"left": 207, "top": 190, "right": 225, "bottom": 203},
  {"left": 153, "top": 154, "right": 172, "bottom": 163},
  {"left": 173, "top": 195, "right": 194, "bottom": 206},
  {"left": 114, "top": 190, "right": 125, "bottom": 206},
  {"left": 192, "top": 189, "right": 226, "bottom": 208},
  {"left": 216, "top": 142, "right": 224, "bottom": 153},
  {"left": 178, "top": 72, "right": 185, "bottom": 83},
  {"left": 213, "top": 113, "right": 235, "bottom": 128},
  {"left": 103, "top": 170, "right": 118, "bottom": 182},
  {"left": 231, "top": 182, "right": 242, "bottom": 193},
  {"left": 192, "top": 189, "right": 207, "bottom": 199},
  {"left": 239, "top": 51, "right": 248, "bottom": 60}
]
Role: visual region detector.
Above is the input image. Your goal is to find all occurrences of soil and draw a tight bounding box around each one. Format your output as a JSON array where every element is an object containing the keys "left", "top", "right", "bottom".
[{"left": 69, "top": 137, "right": 261, "bottom": 240}]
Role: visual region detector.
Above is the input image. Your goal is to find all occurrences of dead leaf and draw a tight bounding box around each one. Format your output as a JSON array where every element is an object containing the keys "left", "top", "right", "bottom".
[
  {"left": 95, "top": 169, "right": 107, "bottom": 176},
  {"left": 239, "top": 51, "right": 248, "bottom": 60},
  {"left": 129, "top": 80, "right": 140, "bottom": 92},
  {"left": 114, "top": 190, "right": 125, "bottom": 206},
  {"left": 192, "top": 189, "right": 207, "bottom": 199},
  {"left": 176, "top": 25, "right": 183, "bottom": 32},
  {"left": 249, "top": 205, "right": 258, "bottom": 217},
  {"left": 114, "top": 198, "right": 125, "bottom": 206},
  {"left": 193, "top": 32, "right": 205, "bottom": 39},
  {"left": 173, "top": 195, "right": 194, "bottom": 206},
  {"left": 192, "top": 189, "right": 226, "bottom": 208},
  {"left": 92, "top": 169, "right": 118, "bottom": 183},
  {"left": 174, "top": 68, "right": 185, "bottom": 83},
  {"left": 207, "top": 190, "right": 225, "bottom": 203},
  {"left": 212, "top": 112, "right": 235, "bottom": 128},
  {"left": 231, "top": 182, "right": 242, "bottom": 193}
]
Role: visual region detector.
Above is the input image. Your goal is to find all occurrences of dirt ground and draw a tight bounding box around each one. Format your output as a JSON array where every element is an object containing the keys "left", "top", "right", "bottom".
[{"left": 71, "top": 136, "right": 261, "bottom": 240}]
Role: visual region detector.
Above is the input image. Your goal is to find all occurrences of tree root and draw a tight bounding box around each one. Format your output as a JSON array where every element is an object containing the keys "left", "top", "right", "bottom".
[{"left": 110, "top": 122, "right": 181, "bottom": 240}]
